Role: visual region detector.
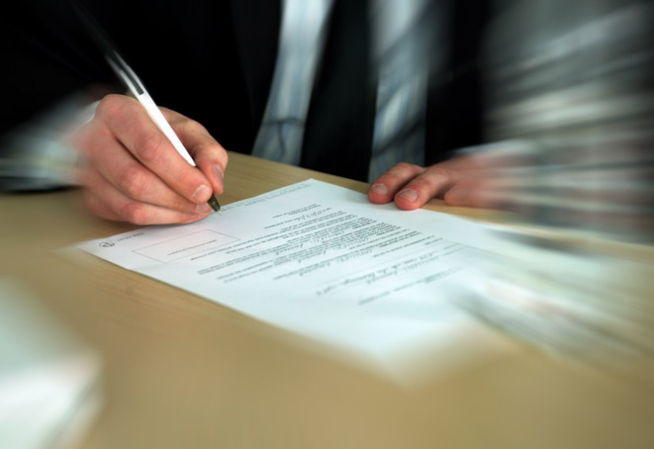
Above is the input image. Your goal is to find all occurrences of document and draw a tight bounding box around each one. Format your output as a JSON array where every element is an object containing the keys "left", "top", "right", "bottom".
[
  {"left": 76, "top": 180, "right": 506, "bottom": 366},
  {"left": 75, "top": 179, "right": 653, "bottom": 373}
]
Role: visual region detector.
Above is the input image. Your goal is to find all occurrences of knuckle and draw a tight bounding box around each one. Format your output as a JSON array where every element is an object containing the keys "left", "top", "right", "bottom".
[
  {"left": 394, "top": 162, "right": 415, "bottom": 171},
  {"left": 379, "top": 171, "right": 404, "bottom": 185},
  {"left": 182, "top": 119, "right": 208, "bottom": 136},
  {"left": 117, "top": 166, "right": 149, "bottom": 200},
  {"left": 120, "top": 201, "right": 149, "bottom": 225},
  {"left": 135, "top": 133, "right": 167, "bottom": 163},
  {"left": 389, "top": 162, "right": 421, "bottom": 176},
  {"left": 379, "top": 162, "right": 424, "bottom": 183},
  {"left": 379, "top": 164, "right": 407, "bottom": 183},
  {"left": 194, "top": 141, "right": 216, "bottom": 157},
  {"left": 198, "top": 143, "right": 227, "bottom": 166},
  {"left": 95, "top": 94, "right": 124, "bottom": 120}
]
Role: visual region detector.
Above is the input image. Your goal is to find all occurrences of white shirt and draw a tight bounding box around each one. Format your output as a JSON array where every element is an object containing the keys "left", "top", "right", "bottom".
[{"left": 252, "top": 0, "right": 438, "bottom": 182}]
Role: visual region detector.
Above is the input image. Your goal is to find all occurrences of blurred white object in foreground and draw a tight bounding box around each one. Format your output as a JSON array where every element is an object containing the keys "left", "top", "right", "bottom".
[
  {"left": 446, "top": 224, "right": 654, "bottom": 368},
  {"left": 0, "top": 278, "right": 102, "bottom": 449}
]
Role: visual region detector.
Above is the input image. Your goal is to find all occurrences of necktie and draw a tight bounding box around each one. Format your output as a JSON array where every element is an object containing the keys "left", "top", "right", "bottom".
[
  {"left": 251, "top": 0, "right": 334, "bottom": 166},
  {"left": 300, "top": 0, "right": 377, "bottom": 182}
]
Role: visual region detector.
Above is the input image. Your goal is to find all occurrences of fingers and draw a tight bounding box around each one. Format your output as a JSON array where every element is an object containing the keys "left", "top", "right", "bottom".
[
  {"left": 368, "top": 162, "right": 461, "bottom": 210},
  {"left": 80, "top": 127, "right": 202, "bottom": 211},
  {"left": 94, "top": 95, "right": 215, "bottom": 204},
  {"left": 80, "top": 165, "right": 212, "bottom": 225},
  {"left": 162, "top": 107, "right": 228, "bottom": 197},
  {"left": 367, "top": 155, "right": 516, "bottom": 211},
  {"left": 74, "top": 94, "right": 227, "bottom": 224}
]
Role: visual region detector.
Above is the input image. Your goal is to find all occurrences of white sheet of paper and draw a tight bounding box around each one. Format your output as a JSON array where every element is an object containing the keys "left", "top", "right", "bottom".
[{"left": 76, "top": 179, "right": 504, "bottom": 364}]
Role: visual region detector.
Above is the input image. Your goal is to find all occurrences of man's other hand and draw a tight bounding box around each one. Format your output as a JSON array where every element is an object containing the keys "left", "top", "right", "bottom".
[{"left": 367, "top": 153, "right": 507, "bottom": 210}]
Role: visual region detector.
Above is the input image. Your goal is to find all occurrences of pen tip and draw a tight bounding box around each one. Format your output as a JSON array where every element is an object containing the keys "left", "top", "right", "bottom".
[{"left": 208, "top": 195, "right": 221, "bottom": 213}]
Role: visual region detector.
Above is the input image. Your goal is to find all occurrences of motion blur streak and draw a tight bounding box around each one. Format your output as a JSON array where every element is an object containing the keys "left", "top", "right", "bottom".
[
  {"left": 445, "top": 0, "right": 654, "bottom": 369},
  {"left": 482, "top": 0, "right": 654, "bottom": 244}
]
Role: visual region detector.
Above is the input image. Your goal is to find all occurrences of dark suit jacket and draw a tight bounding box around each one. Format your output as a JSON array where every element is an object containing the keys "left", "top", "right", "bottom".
[{"left": 2, "top": 0, "right": 488, "bottom": 181}]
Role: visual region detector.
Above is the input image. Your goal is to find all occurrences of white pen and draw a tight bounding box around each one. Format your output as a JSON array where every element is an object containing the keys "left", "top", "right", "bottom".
[{"left": 75, "top": 4, "right": 221, "bottom": 213}]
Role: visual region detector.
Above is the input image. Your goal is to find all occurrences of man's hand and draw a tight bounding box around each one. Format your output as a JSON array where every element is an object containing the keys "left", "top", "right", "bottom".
[
  {"left": 73, "top": 94, "right": 228, "bottom": 224},
  {"left": 367, "top": 154, "right": 506, "bottom": 210}
]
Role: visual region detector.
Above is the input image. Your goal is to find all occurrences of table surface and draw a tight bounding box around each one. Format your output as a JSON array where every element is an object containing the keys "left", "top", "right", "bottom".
[{"left": 2, "top": 152, "right": 654, "bottom": 449}]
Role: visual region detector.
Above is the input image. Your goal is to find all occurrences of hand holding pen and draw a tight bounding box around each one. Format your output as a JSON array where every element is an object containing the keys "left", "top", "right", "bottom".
[{"left": 72, "top": 4, "right": 227, "bottom": 224}]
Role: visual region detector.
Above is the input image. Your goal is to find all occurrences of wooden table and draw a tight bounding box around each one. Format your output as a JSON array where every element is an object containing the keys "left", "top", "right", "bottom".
[{"left": 2, "top": 152, "right": 653, "bottom": 449}]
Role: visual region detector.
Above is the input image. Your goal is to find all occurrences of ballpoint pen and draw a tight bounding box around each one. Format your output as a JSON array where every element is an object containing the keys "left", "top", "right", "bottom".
[{"left": 74, "top": 4, "right": 221, "bottom": 213}]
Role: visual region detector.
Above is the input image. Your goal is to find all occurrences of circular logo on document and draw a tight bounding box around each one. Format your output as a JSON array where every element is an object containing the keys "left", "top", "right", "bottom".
[{"left": 99, "top": 241, "right": 115, "bottom": 248}]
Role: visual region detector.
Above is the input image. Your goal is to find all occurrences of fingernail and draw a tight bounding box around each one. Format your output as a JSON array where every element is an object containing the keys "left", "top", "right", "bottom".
[
  {"left": 398, "top": 189, "right": 418, "bottom": 202},
  {"left": 193, "top": 184, "right": 210, "bottom": 202},
  {"left": 370, "top": 183, "right": 389, "bottom": 195},
  {"left": 195, "top": 203, "right": 212, "bottom": 213}
]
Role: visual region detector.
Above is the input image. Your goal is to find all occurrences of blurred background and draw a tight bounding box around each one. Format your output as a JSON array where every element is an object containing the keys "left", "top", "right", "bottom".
[
  {"left": 446, "top": 0, "right": 654, "bottom": 368},
  {"left": 480, "top": 0, "right": 654, "bottom": 244},
  {"left": 1, "top": 0, "right": 653, "bottom": 447}
]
